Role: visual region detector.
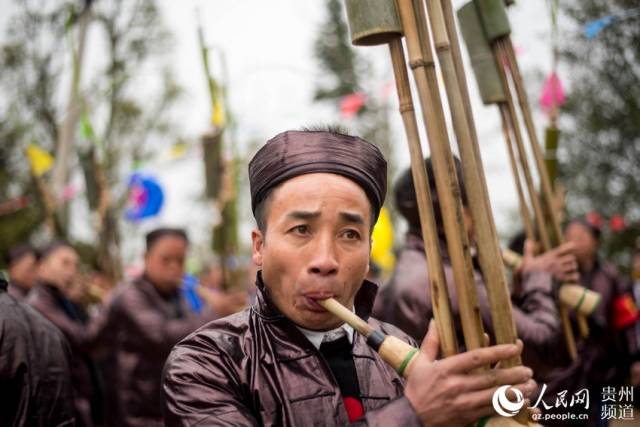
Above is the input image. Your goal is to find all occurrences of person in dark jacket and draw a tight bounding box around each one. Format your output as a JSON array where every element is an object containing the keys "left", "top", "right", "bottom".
[
  {"left": 5, "top": 244, "right": 38, "bottom": 299},
  {"left": 162, "top": 129, "right": 538, "bottom": 426},
  {"left": 0, "top": 272, "right": 75, "bottom": 426},
  {"left": 104, "top": 228, "right": 238, "bottom": 427},
  {"left": 27, "top": 241, "right": 107, "bottom": 427},
  {"left": 540, "top": 217, "right": 637, "bottom": 426},
  {"left": 375, "top": 158, "right": 577, "bottom": 379}
]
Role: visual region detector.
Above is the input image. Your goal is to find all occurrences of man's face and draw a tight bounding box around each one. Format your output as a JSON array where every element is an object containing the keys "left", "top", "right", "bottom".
[
  {"left": 144, "top": 235, "right": 187, "bottom": 293},
  {"left": 564, "top": 222, "right": 598, "bottom": 266},
  {"left": 9, "top": 253, "right": 37, "bottom": 289},
  {"left": 252, "top": 173, "right": 372, "bottom": 331},
  {"left": 37, "top": 247, "right": 79, "bottom": 290}
]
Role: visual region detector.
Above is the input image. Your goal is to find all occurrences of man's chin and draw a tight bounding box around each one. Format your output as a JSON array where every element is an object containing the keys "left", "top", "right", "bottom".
[{"left": 291, "top": 310, "right": 343, "bottom": 331}]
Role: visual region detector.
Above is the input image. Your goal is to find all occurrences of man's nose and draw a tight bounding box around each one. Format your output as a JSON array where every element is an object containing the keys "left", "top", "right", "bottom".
[{"left": 307, "top": 234, "right": 339, "bottom": 276}]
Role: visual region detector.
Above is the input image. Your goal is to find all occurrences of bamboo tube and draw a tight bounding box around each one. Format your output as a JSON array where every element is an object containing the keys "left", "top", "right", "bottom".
[
  {"left": 500, "top": 36, "right": 596, "bottom": 341},
  {"left": 499, "top": 38, "right": 595, "bottom": 342},
  {"left": 422, "top": 0, "right": 521, "bottom": 366},
  {"left": 396, "top": 0, "right": 486, "bottom": 354},
  {"left": 502, "top": 39, "right": 563, "bottom": 243},
  {"left": 499, "top": 105, "right": 535, "bottom": 241},
  {"left": 317, "top": 298, "right": 420, "bottom": 377},
  {"left": 500, "top": 250, "right": 600, "bottom": 319},
  {"left": 577, "top": 315, "right": 589, "bottom": 338},
  {"left": 389, "top": 38, "right": 459, "bottom": 357},
  {"left": 559, "top": 304, "right": 577, "bottom": 359},
  {"left": 493, "top": 43, "right": 551, "bottom": 251}
]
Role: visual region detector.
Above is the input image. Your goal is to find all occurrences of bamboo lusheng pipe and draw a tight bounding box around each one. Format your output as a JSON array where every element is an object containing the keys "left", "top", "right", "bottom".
[
  {"left": 317, "top": 298, "right": 420, "bottom": 377},
  {"left": 500, "top": 249, "right": 601, "bottom": 317},
  {"left": 492, "top": 48, "right": 551, "bottom": 252},
  {"left": 420, "top": 0, "right": 523, "bottom": 368},
  {"left": 343, "top": 0, "right": 459, "bottom": 359},
  {"left": 498, "top": 37, "right": 591, "bottom": 339},
  {"left": 396, "top": 0, "right": 486, "bottom": 354},
  {"left": 388, "top": 38, "right": 459, "bottom": 357},
  {"left": 319, "top": 297, "right": 539, "bottom": 427},
  {"left": 501, "top": 39, "right": 563, "bottom": 244},
  {"left": 499, "top": 105, "right": 535, "bottom": 242}
]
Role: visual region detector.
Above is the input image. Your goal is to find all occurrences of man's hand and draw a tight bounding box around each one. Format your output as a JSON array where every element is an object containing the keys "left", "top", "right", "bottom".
[
  {"left": 520, "top": 240, "right": 579, "bottom": 283},
  {"left": 197, "top": 287, "right": 248, "bottom": 318},
  {"left": 404, "top": 321, "right": 536, "bottom": 426}
]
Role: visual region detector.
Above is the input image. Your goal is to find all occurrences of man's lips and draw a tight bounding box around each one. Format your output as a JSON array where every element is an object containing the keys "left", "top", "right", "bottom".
[{"left": 301, "top": 292, "right": 335, "bottom": 312}]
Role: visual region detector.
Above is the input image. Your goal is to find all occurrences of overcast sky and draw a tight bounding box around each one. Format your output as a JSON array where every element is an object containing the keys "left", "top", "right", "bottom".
[
  {"left": 149, "top": 0, "right": 557, "bottom": 255},
  {"left": 2, "top": 0, "right": 561, "bottom": 263}
]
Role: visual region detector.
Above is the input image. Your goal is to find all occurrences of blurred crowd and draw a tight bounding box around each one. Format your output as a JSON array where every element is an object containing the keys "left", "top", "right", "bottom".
[{"left": 1, "top": 161, "right": 640, "bottom": 427}]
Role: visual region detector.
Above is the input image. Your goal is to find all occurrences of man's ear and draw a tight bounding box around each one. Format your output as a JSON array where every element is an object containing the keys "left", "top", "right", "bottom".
[{"left": 251, "top": 229, "right": 264, "bottom": 267}]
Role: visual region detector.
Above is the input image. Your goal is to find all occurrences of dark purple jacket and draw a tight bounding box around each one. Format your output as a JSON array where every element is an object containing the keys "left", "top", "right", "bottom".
[
  {"left": 375, "top": 233, "right": 560, "bottom": 377},
  {"left": 1, "top": 281, "right": 74, "bottom": 426},
  {"left": 7, "top": 281, "right": 30, "bottom": 300},
  {"left": 27, "top": 282, "right": 107, "bottom": 427},
  {"left": 105, "top": 276, "right": 217, "bottom": 427},
  {"left": 162, "top": 272, "right": 422, "bottom": 426}
]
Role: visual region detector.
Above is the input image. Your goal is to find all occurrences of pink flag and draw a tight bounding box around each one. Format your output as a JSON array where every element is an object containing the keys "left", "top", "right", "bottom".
[
  {"left": 539, "top": 72, "right": 566, "bottom": 111},
  {"left": 340, "top": 92, "right": 367, "bottom": 119},
  {"left": 61, "top": 183, "right": 78, "bottom": 201}
]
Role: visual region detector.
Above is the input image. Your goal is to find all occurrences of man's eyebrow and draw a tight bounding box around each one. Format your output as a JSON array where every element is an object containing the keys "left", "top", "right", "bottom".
[
  {"left": 339, "top": 211, "right": 364, "bottom": 225},
  {"left": 286, "top": 210, "right": 321, "bottom": 221}
]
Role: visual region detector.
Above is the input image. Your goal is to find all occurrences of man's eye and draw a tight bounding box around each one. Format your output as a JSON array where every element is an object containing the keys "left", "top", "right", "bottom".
[
  {"left": 342, "top": 229, "right": 360, "bottom": 240},
  {"left": 291, "top": 225, "right": 309, "bottom": 235}
]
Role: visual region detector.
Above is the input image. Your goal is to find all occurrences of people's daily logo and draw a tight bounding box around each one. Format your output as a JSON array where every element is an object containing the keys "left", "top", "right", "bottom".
[{"left": 492, "top": 385, "right": 525, "bottom": 417}]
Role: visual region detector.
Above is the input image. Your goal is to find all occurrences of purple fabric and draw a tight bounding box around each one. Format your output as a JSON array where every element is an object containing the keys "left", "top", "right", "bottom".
[{"left": 248, "top": 130, "right": 387, "bottom": 220}]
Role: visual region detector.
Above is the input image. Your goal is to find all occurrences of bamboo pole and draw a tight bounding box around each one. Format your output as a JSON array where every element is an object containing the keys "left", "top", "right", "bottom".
[
  {"left": 421, "top": 0, "right": 521, "bottom": 365},
  {"left": 501, "top": 38, "right": 592, "bottom": 340},
  {"left": 499, "top": 105, "right": 535, "bottom": 241},
  {"left": 389, "top": 38, "right": 458, "bottom": 357},
  {"left": 493, "top": 43, "right": 551, "bottom": 251},
  {"left": 396, "top": 0, "right": 486, "bottom": 354},
  {"left": 496, "top": 41, "right": 577, "bottom": 359},
  {"left": 502, "top": 39, "right": 563, "bottom": 242}
]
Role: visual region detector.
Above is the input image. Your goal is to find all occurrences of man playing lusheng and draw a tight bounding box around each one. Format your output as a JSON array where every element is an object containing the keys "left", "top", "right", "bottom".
[{"left": 163, "top": 129, "right": 537, "bottom": 426}]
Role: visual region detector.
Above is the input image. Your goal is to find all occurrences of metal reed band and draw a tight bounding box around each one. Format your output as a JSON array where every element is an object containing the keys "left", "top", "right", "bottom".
[{"left": 366, "top": 330, "right": 386, "bottom": 351}]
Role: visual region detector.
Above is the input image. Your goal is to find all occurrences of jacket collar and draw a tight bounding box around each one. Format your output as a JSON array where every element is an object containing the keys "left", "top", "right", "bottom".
[{"left": 252, "top": 270, "right": 380, "bottom": 360}]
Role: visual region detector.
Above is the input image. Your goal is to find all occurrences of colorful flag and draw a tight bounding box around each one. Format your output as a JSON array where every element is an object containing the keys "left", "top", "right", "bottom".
[
  {"left": 169, "top": 142, "right": 188, "bottom": 159},
  {"left": 340, "top": 92, "right": 366, "bottom": 120},
  {"left": 125, "top": 173, "right": 164, "bottom": 221},
  {"left": 539, "top": 72, "right": 566, "bottom": 112},
  {"left": 212, "top": 96, "right": 225, "bottom": 128},
  {"left": 584, "top": 15, "right": 616, "bottom": 39},
  {"left": 26, "top": 144, "right": 54, "bottom": 177}
]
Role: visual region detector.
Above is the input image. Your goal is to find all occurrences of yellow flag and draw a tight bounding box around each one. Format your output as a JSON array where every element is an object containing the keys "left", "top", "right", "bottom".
[
  {"left": 370, "top": 207, "right": 395, "bottom": 274},
  {"left": 26, "top": 144, "right": 54, "bottom": 177},
  {"left": 169, "top": 142, "right": 188, "bottom": 159},
  {"left": 211, "top": 96, "right": 225, "bottom": 128}
]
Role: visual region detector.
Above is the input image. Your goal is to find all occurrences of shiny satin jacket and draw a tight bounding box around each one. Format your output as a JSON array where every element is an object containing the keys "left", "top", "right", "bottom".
[
  {"left": 105, "top": 276, "right": 217, "bottom": 427},
  {"left": 375, "top": 233, "right": 560, "bottom": 378},
  {"left": 0, "top": 285, "right": 74, "bottom": 426},
  {"left": 163, "top": 274, "right": 422, "bottom": 426}
]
